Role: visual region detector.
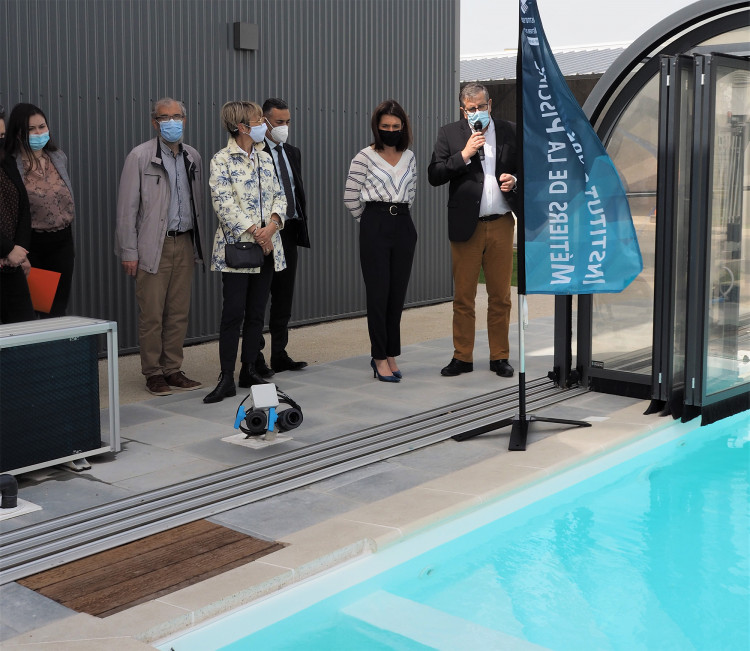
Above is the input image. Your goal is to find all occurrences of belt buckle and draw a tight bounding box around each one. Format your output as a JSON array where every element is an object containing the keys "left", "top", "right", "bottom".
[{"left": 388, "top": 204, "right": 398, "bottom": 216}]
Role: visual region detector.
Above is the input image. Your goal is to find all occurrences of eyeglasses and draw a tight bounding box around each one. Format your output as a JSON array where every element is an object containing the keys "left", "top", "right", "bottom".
[
  {"left": 463, "top": 103, "right": 489, "bottom": 115},
  {"left": 155, "top": 114, "right": 185, "bottom": 123},
  {"left": 241, "top": 120, "right": 264, "bottom": 128}
]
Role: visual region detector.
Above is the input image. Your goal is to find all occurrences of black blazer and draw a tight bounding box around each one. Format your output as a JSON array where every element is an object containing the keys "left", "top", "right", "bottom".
[
  {"left": 428, "top": 118, "right": 518, "bottom": 242},
  {"left": 269, "top": 142, "right": 311, "bottom": 248},
  {"left": 0, "top": 156, "right": 31, "bottom": 258}
]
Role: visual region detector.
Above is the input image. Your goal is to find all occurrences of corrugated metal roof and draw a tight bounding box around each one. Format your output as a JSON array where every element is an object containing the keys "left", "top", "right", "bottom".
[{"left": 461, "top": 44, "right": 629, "bottom": 82}]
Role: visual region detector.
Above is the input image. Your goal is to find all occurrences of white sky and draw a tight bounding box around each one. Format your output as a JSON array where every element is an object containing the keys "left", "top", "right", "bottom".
[{"left": 460, "top": 0, "right": 696, "bottom": 56}]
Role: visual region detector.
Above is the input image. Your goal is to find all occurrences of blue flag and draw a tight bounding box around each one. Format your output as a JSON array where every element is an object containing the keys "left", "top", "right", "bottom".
[{"left": 519, "top": 0, "right": 642, "bottom": 294}]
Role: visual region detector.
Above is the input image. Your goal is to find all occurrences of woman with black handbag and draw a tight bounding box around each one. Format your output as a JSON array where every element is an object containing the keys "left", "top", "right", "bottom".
[{"left": 204, "top": 101, "right": 287, "bottom": 404}]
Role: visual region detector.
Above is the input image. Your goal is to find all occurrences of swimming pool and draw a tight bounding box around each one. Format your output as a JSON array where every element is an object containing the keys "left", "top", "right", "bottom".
[{"left": 159, "top": 411, "right": 749, "bottom": 650}]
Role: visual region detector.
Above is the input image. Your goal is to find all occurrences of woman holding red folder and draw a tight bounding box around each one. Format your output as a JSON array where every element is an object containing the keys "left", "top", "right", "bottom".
[
  {"left": 4, "top": 103, "right": 76, "bottom": 317},
  {"left": 0, "top": 104, "right": 35, "bottom": 323}
]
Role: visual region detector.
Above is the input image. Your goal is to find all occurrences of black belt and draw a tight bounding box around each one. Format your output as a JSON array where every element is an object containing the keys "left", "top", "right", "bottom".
[
  {"left": 166, "top": 228, "right": 192, "bottom": 238},
  {"left": 366, "top": 202, "right": 410, "bottom": 216},
  {"left": 478, "top": 214, "right": 502, "bottom": 222}
]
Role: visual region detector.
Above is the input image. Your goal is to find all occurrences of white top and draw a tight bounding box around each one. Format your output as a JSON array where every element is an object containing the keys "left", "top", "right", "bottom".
[
  {"left": 477, "top": 120, "right": 513, "bottom": 217},
  {"left": 344, "top": 146, "right": 417, "bottom": 221}
]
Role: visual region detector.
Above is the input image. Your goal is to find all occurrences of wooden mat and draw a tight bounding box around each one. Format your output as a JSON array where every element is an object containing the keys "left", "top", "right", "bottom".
[{"left": 18, "top": 520, "right": 285, "bottom": 617}]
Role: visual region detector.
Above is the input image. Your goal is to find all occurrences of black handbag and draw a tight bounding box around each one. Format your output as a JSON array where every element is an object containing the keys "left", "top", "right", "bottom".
[
  {"left": 221, "top": 161, "right": 269, "bottom": 269},
  {"left": 224, "top": 240, "right": 264, "bottom": 269}
]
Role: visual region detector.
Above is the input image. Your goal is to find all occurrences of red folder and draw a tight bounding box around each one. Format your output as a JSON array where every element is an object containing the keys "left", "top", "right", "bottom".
[{"left": 26, "top": 267, "right": 61, "bottom": 313}]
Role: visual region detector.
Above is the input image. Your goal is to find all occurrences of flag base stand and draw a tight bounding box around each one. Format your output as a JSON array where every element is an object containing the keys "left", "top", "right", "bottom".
[
  {"left": 507, "top": 411, "right": 591, "bottom": 451},
  {"left": 453, "top": 295, "right": 590, "bottom": 450}
]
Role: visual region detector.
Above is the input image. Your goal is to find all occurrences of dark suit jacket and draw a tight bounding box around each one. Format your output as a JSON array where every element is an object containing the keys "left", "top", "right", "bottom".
[
  {"left": 268, "top": 141, "right": 310, "bottom": 248},
  {"left": 428, "top": 118, "right": 518, "bottom": 242},
  {"left": 0, "top": 156, "right": 31, "bottom": 258}
]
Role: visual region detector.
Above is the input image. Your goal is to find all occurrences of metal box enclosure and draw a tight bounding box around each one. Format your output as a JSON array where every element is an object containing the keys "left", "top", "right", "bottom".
[{"left": 0, "top": 317, "right": 120, "bottom": 474}]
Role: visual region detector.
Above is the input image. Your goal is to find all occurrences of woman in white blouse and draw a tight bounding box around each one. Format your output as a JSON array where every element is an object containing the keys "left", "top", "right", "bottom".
[
  {"left": 204, "top": 101, "right": 287, "bottom": 403},
  {"left": 344, "top": 99, "right": 417, "bottom": 383}
]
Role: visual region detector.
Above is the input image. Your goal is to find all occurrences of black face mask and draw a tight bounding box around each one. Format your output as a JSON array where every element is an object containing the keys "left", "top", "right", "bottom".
[{"left": 378, "top": 129, "right": 401, "bottom": 148}]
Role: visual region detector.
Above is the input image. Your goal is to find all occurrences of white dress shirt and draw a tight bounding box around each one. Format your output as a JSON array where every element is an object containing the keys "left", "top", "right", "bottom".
[{"left": 477, "top": 120, "right": 512, "bottom": 217}]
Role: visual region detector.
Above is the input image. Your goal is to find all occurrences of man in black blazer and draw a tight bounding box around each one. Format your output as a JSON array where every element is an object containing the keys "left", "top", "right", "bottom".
[
  {"left": 428, "top": 83, "right": 519, "bottom": 379},
  {"left": 255, "top": 97, "right": 311, "bottom": 376}
]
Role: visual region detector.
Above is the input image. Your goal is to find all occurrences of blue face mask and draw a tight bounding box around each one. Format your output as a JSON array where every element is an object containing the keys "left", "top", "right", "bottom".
[
  {"left": 467, "top": 110, "right": 490, "bottom": 131},
  {"left": 249, "top": 123, "right": 268, "bottom": 143},
  {"left": 159, "top": 119, "right": 184, "bottom": 143},
  {"left": 29, "top": 132, "right": 50, "bottom": 151}
]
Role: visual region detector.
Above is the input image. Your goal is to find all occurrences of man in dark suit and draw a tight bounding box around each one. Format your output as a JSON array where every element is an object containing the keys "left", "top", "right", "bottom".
[
  {"left": 254, "top": 97, "right": 311, "bottom": 376},
  {"left": 428, "top": 83, "right": 519, "bottom": 379}
]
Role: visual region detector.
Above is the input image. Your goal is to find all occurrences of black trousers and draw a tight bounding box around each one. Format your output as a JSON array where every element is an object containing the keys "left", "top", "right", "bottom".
[
  {"left": 219, "top": 254, "right": 274, "bottom": 373},
  {"left": 262, "top": 220, "right": 299, "bottom": 359},
  {"left": 28, "top": 225, "right": 75, "bottom": 318},
  {"left": 0, "top": 267, "right": 35, "bottom": 324},
  {"left": 359, "top": 205, "right": 417, "bottom": 359}
]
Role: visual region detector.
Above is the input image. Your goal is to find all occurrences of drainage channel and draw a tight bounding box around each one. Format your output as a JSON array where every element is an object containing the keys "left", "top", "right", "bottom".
[{"left": 0, "top": 377, "right": 587, "bottom": 584}]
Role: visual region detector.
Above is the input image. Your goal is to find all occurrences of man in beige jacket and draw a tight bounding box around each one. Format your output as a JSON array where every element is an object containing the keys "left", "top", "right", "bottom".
[{"left": 115, "top": 97, "right": 204, "bottom": 396}]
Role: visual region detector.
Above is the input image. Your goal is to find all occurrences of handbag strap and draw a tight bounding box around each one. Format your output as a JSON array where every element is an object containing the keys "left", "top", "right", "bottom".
[{"left": 219, "top": 151, "right": 266, "bottom": 245}]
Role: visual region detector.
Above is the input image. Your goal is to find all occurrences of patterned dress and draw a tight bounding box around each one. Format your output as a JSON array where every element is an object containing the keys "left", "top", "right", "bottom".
[{"left": 208, "top": 138, "right": 287, "bottom": 273}]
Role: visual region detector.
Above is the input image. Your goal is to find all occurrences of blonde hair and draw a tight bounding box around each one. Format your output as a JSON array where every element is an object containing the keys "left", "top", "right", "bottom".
[{"left": 220, "top": 101, "right": 263, "bottom": 137}]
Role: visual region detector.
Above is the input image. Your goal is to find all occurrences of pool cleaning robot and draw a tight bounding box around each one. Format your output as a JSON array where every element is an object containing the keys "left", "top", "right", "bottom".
[{"left": 233, "top": 383, "right": 303, "bottom": 441}]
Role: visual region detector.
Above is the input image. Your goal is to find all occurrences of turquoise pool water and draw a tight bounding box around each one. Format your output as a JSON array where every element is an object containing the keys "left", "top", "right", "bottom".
[{"left": 162, "top": 412, "right": 750, "bottom": 650}]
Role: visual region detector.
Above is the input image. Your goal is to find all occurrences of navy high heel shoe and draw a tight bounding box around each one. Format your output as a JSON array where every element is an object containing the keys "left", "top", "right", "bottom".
[{"left": 371, "top": 358, "right": 400, "bottom": 383}]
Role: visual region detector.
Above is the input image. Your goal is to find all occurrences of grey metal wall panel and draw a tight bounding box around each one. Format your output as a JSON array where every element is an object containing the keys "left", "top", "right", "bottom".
[{"left": 1, "top": 0, "right": 459, "bottom": 352}]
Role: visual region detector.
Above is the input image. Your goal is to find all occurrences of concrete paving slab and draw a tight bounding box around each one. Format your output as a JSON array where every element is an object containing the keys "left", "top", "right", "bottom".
[
  {"left": 2, "top": 472, "right": 132, "bottom": 532},
  {"left": 111, "top": 458, "right": 234, "bottom": 493},
  {"left": 209, "top": 488, "right": 360, "bottom": 540},
  {"left": 0, "top": 583, "right": 75, "bottom": 640},
  {"left": 80, "top": 439, "right": 210, "bottom": 485},
  {"left": 312, "top": 462, "right": 436, "bottom": 504},
  {"left": 175, "top": 433, "right": 308, "bottom": 465},
  {"left": 119, "top": 414, "right": 230, "bottom": 449}
]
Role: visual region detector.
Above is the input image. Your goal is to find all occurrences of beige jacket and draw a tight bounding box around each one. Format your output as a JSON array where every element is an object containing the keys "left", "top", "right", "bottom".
[{"left": 115, "top": 138, "right": 204, "bottom": 273}]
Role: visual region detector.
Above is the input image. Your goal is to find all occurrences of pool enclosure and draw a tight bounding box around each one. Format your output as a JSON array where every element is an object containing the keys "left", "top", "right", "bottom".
[{"left": 554, "top": 0, "right": 750, "bottom": 424}]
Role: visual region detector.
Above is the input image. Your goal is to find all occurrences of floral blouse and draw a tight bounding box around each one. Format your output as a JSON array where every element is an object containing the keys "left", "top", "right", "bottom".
[
  {"left": 208, "top": 138, "right": 287, "bottom": 273},
  {"left": 23, "top": 154, "right": 75, "bottom": 231}
]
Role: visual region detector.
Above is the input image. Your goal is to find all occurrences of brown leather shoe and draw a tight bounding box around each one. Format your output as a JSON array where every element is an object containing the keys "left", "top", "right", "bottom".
[
  {"left": 146, "top": 375, "right": 173, "bottom": 396},
  {"left": 165, "top": 371, "right": 202, "bottom": 391}
]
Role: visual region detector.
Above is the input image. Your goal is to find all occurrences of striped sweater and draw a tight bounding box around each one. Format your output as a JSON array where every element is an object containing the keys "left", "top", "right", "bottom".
[{"left": 344, "top": 146, "right": 417, "bottom": 220}]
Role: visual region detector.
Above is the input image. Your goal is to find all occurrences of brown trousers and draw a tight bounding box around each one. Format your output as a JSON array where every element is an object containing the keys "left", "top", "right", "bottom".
[
  {"left": 135, "top": 234, "right": 195, "bottom": 378},
  {"left": 450, "top": 213, "right": 515, "bottom": 362}
]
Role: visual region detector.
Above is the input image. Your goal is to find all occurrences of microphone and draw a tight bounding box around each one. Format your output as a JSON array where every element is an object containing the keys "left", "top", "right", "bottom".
[{"left": 473, "top": 121, "right": 485, "bottom": 161}]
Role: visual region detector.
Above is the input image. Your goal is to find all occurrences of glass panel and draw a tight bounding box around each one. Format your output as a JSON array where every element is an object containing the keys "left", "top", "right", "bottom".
[
  {"left": 705, "top": 64, "right": 750, "bottom": 395},
  {"left": 590, "top": 76, "right": 658, "bottom": 373},
  {"left": 699, "top": 26, "right": 750, "bottom": 49},
  {"left": 671, "top": 63, "right": 694, "bottom": 390}
]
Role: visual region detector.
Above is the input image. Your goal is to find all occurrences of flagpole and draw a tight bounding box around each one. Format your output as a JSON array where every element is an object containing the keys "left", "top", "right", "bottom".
[
  {"left": 507, "top": 293, "right": 529, "bottom": 450},
  {"left": 505, "top": 0, "right": 592, "bottom": 450}
]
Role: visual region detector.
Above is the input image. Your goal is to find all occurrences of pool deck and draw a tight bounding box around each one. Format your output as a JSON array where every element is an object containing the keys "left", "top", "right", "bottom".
[{"left": 0, "top": 291, "right": 675, "bottom": 649}]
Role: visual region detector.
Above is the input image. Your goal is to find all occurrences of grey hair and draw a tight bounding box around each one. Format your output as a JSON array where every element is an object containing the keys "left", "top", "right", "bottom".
[
  {"left": 151, "top": 97, "right": 187, "bottom": 120},
  {"left": 459, "top": 83, "right": 489, "bottom": 107}
]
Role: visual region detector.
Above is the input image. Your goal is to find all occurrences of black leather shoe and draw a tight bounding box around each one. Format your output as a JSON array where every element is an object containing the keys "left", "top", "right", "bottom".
[
  {"left": 254, "top": 355, "right": 275, "bottom": 379},
  {"left": 203, "top": 372, "right": 236, "bottom": 404},
  {"left": 440, "top": 358, "right": 473, "bottom": 377},
  {"left": 271, "top": 353, "right": 308, "bottom": 372},
  {"left": 490, "top": 359, "right": 514, "bottom": 377},
  {"left": 238, "top": 369, "right": 269, "bottom": 388}
]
